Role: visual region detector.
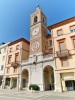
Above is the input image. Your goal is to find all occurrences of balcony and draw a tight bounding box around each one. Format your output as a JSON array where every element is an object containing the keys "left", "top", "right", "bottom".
[
  {"left": 11, "top": 62, "right": 19, "bottom": 67},
  {"left": 43, "top": 53, "right": 53, "bottom": 59},
  {"left": 56, "top": 49, "right": 69, "bottom": 58}
]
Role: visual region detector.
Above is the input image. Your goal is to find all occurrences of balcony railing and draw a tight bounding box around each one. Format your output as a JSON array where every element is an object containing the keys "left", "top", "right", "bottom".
[
  {"left": 43, "top": 53, "right": 53, "bottom": 59},
  {"left": 11, "top": 62, "right": 19, "bottom": 67},
  {"left": 56, "top": 49, "right": 69, "bottom": 58}
]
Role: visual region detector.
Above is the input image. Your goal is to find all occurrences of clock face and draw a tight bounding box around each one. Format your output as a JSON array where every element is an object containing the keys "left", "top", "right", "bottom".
[
  {"left": 32, "top": 42, "right": 39, "bottom": 51},
  {"left": 32, "top": 28, "right": 39, "bottom": 36}
]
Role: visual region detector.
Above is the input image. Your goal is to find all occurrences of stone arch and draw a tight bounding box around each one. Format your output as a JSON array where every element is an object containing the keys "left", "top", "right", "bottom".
[
  {"left": 43, "top": 61, "right": 55, "bottom": 70},
  {"left": 43, "top": 65, "right": 54, "bottom": 91},
  {"left": 22, "top": 69, "right": 29, "bottom": 88}
]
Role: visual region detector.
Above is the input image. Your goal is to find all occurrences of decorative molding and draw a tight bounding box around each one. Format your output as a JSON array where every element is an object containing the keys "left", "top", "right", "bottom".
[
  {"left": 8, "top": 38, "right": 30, "bottom": 46},
  {"left": 48, "top": 17, "right": 75, "bottom": 30}
]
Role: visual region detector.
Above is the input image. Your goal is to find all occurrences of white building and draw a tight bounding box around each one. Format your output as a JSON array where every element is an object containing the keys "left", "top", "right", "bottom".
[{"left": 0, "top": 42, "right": 9, "bottom": 88}]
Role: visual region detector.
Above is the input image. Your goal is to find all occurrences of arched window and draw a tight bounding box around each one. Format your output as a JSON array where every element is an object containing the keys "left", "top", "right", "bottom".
[
  {"left": 34, "top": 16, "right": 38, "bottom": 23},
  {"left": 43, "top": 17, "right": 45, "bottom": 23},
  {"left": 42, "top": 16, "right": 46, "bottom": 25}
]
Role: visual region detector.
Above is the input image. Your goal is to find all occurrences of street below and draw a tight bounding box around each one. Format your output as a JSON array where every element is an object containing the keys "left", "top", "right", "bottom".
[{"left": 0, "top": 89, "right": 75, "bottom": 100}]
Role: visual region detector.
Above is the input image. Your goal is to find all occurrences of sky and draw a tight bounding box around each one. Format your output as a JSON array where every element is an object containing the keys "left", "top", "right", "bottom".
[{"left": 0, "top": 0, "right": 75, "bottom": 43}]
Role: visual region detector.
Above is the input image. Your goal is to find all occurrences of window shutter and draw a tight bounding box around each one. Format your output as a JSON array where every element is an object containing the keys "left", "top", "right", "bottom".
[{"left": 60, "top": 42, "right": 65, "bottom": 50}]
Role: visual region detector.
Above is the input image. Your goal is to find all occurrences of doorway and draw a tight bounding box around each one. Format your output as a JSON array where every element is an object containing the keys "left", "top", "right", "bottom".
[
  {"left": 65, "top": 80, "right": 75, "bottom": 91},
  {"left": 12, "top": 78, "right": 17, "bottom": 88},
  {"left": 44, "top": 66, "right": 54, "bottom": 90},
  {"left": 22, "top": 69, "right": 29, "bottom": 89}
]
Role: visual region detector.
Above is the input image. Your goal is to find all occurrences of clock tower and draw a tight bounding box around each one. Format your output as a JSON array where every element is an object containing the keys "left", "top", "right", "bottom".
[{"left": 30, "top": 6, "right": 48, "bottom": 56}]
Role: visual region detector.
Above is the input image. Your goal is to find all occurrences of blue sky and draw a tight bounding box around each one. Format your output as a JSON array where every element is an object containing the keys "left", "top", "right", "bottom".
[{"left": 0, "top": 0, "right": 75, "bottom": 43}]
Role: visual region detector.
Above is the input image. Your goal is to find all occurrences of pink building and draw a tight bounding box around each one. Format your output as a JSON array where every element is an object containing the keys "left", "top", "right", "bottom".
[{"left": 3, "top": 38, "right": 29, "bottom": 89}]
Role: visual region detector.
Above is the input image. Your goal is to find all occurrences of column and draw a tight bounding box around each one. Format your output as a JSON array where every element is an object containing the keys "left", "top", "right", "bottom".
[
  {"left": 18, "top": 65, "right": 22, "bottom": 90},
  {"left": 62, "top": 80, "right": 67, "bottom": 91},
  {"left": 28, "top": 67, "right": 31, "bottom": 87},
  {"left": 38, "top": 63, "right": 44, "bottom": 91},
  {"left": 2, "top": 77, "right": 6, "bottom": 89},
  {"left": 18, "top": 74, "right": 22, "bottom": 90},
  {"left": 41, "top": 64, "right": 44, "bottom": 91},
  {"left": 54, "top": 72, "right": 62, "bottom": 92},
  {"left": 17, "top": 77, "right": 19, "bottom": 91},
  {"left": 10, "top": 78, "right": 13, "bottom": 89}
]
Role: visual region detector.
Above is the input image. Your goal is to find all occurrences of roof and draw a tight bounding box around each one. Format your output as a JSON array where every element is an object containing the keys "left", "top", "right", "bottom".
[
  {"left": 8, "top": 38, "right": 30, "bottom": 46},
  {"left": 48, "top": 16, "right": 75, "bottom": 30},
  {"left": 0, "top": 42, "right": 10, "bottom": 49}
]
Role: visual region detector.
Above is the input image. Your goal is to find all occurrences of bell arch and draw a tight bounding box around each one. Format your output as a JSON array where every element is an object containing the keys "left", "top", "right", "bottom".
[{"left": 34, "top": 16, "right": 38, "bottom": 23}]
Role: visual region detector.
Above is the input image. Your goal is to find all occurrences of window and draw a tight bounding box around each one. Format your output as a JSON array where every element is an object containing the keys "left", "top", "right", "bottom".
[
  {"left": 1, "top": 65, "right": 4, "bottom": 71},
  {"left": 0, "top": 50, "right": 1, "bottom": 54},
  {"left": 49, "top": 49, "right": 53, "bottom": 54},
  {"left": 44, "top": 31, "right": 46, "bottom": 34},
  {"left": 61, "top": 58, "right": 68, "bottom": 67},
  {"left": 45, "top": 45, "right": 46, "bottom": 50},
  {"left": 50, "top": 40, "right": 52, "bottom": 47},
  {"left": 57, "top": 29, "right": 63, "bottom": 36},
  {"left": 4, "top": 48, "right": 6, "bottom": 52},
  {"left": 42, "top": 16, "right": 46, "bottom": 25},
  {"left": 73, "top": 39, "right": 75, "bottom": 48},
  {"left": 15, "top": 53, "right": 19, "bottom": 62},
  {"left": 7, "top": 68, "right": 10, "bottom": 73},
  {"left": 71, "top": 36, "right": 75, "bottom": 49},
  {"left": 59, "top": 42, "right": 65, "bottom": 51},
  {"left": 9, "top": 48, "right": 12, "bottom": 53},
  {"left": 8, "top": 56, "right": 12, "bottom": 64},
  {"left": 16, "top": 45, "right": 19, "bottom": 50},
  {"left": 2, "top": 56, "right": 5, "bottom": 61},
  {"left": 13, "top": 67, "right": 17, "bottom": 73},
  {"left": 34, "top": 16, "right": 38, "bottom": 23},
  {"left": 6, "top": 78, "right": 10, "bottom": 86},
  {"left": 43, "top": 17, "right": 45, "bottom": 23},
  {"left": 70, "top": 25, "right": 75, "bottom": 33}
]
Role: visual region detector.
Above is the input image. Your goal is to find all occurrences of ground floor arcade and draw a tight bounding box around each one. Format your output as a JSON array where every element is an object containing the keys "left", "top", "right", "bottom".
[
  {"left": 3, "top": 66, "right": 75, "bottom": 92},
  {"left": 3, "top": 76, "right": 19, "bottom": 89},
  {"left": 19, "top": 60, "right": 55, "bottom": 91}
]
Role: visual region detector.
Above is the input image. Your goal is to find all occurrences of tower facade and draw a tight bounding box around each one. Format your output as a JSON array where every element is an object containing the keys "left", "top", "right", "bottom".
[{"left": 30, "top": 6, "right": 48, "bottom": 56}]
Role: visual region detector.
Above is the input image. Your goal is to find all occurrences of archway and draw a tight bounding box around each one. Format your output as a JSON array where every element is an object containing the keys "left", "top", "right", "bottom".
[
  {"left": 44, "top": 66, "right": 54, "bottom": 91},
  {"left": 22, "top": 69, "right": 29, "bottom": 88},
  {"left": 34, "top": 16, "right": 38, "bottom": 23}
]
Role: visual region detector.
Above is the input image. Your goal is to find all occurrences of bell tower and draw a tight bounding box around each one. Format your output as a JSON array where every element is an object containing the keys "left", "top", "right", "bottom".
[{"left": 30, "top": 6, "right": 48, "bottom": 56}]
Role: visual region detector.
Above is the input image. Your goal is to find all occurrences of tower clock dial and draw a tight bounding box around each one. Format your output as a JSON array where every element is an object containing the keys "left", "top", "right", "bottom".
[
  {"left": 32, "top": 28, "right": 39, "bottom": 36},
  {"left": 32, "top": 42, "right": 40, "bottom": 51}
]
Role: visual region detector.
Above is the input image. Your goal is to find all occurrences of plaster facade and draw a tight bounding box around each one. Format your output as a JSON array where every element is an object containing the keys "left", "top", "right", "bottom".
[
  {"left": 0, "top": 42, "right": 9, "bottom": 88},
  {"left": 3, "top": 38, "right": 29, "bottom": 89},
  {"left": 48, "top": 17, "right": 75, "bottom": 92}
]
